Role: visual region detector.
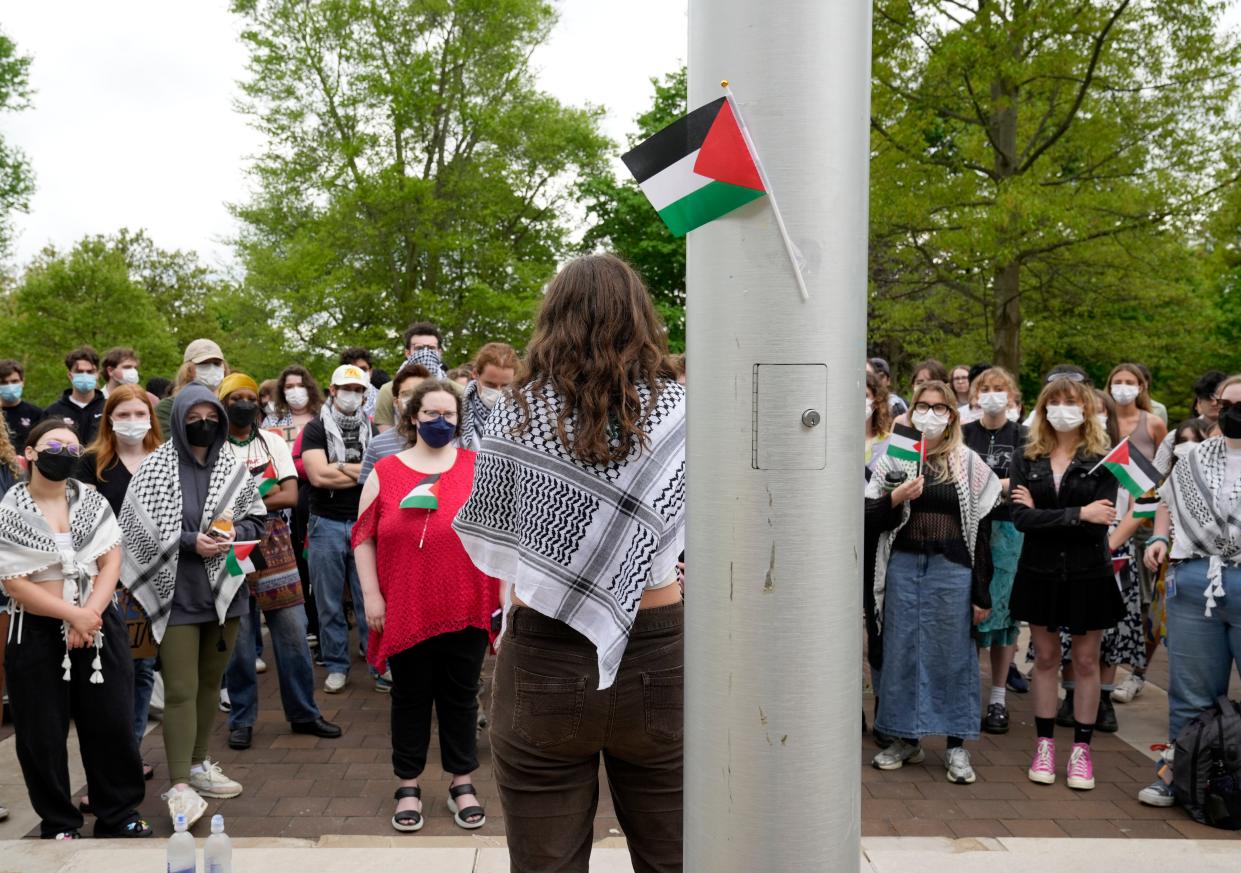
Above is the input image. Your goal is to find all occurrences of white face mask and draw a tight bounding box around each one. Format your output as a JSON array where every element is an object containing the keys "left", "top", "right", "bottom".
[
  {"left": 1174, "top": 441, "right": 1197, "bottom": 460},
  {"left": 479, "top": 385, "right": 503, "bottom": 409},
  {"left": 263, "top": 401, "right": 277, "bottom": 417},
  {"left": 1096, "top": 413, "right": 1109, "bottom": 431},
  {"left": 118, "top": 367, "right": 140, "bottom": 385},
  {"left": 978, "top": 391, "right": 1008, "bottom": 415},
  {"left": 333, "top": 389, "right": 364, "bottom": 414},
  {"left": 911, "top": 409, "right": 951, "bottom": 439},
  {"left": 1046, "top": 403, "right": 1085, "bottom": 432},
  {"left": 195, "top": 364, "right": 224, "bottom": 389},
  {"left": 1006, "top": 407, "right": 1020, "bottom": 423},
  {"left": 285, "top": 387, "right": 309, "bottom": 410},
  {"left": 112, "top": 418, "right": 151, "bottom": 444},
  {"left": 864, "top": 398, "right": 874, "bottom": 421},
  {"left": 1111, "top": 384, "right": 1140, "bottom": 406}
]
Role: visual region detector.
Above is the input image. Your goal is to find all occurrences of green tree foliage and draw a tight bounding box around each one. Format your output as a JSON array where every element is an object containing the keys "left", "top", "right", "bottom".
[
  {"left": 869, "top": 0, "right": 1241, "bottom": 395},
  {"left": 0, "top": 231, "right": 294, "bottom": 404},
  {"left": 578, "top": 67, "right": 688, "bottom": 351},
  {"left": 229, "top": 0, "right": 610, "bottom": 370},
  {"left": 0, "top": 29, "right": 34, "bottom": 260}
]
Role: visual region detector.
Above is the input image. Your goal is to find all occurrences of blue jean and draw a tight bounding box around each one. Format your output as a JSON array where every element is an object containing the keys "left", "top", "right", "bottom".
[
  {"left": 224, "top": 597, "right": 321, "bottom": 728},
  {"left": 308, "top": 514, "right": 367, "bottom": 675},
  {"left": 1165, "top": 558, "right": 1241, "bottom": 743},
  {"left": 132, "top": 656, "right": 156, "bottom": 746}
]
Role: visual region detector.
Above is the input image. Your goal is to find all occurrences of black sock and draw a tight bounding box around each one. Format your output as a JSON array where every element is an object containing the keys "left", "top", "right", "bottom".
[
  {"left": 1074, "top": 721, "right": 1095, "bottom": 746},
  {"left": 1100, "top": 687, "right": 1113, "bottom": 703},
  {"left": 947, "top": 736, "right": 964, "bottom": 749},
  {"left": 1036, "top": 717, "right": 1055, "bottom": 739}
]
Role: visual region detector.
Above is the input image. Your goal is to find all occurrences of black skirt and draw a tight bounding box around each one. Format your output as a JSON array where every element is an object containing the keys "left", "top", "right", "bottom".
[{"left": 1009, "top": 568, "right": 1126, "bottom": 635}]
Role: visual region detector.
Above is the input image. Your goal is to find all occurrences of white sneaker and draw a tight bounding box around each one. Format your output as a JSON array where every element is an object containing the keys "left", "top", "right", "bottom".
[
  {"left": 162, "top": 785, "right": 208, "bottom": 828},
  {"left": 872, "top": 739, "right": 925, "bottom": 770},
  {"left": 1112, "top": 673, "right": 1145, "bottom": 704},
  {"left": 218, "top": 688, "right": 231, "bottom": 712},
  {"left": 945, "top": 747, "right": 977, "bottom": 784},
  {"left": 189, "top": 760, "right": 243, "bottom": 799},
  {"left": 255, "top": 657, "right": 267, "bottom": 674},
  {"left": 324, "top": 672, "right": 348, "bottom": 694}
]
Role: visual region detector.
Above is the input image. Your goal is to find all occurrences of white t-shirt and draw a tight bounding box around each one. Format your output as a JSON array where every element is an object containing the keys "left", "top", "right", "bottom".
[{"left": 223, "top": 429, "right": 297, "bottom": 484}]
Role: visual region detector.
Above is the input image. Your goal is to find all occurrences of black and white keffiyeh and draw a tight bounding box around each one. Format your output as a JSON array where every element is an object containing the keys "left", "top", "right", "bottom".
[
  {"left": 320, "top": 401, "right": 370, "bottom": 464},
  {"left": 1160, "top": 436, "right": 1241, "bottom": 615},
  {"left": 119, "top": 441, "right": 264, "bottom": 644},
  {"left": 454, "top": 380, "right": 686, "bottom": 690},
  {"left": 458, "top": 380, "right": 494, "bottom": 451},
  {"left": 0, "top": 480, "right": 121, "bottom": 683}
]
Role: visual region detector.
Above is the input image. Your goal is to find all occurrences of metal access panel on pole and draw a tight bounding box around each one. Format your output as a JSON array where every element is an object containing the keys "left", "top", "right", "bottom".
[{"left": 685, "top": 2, "right": 871, "bottom": 872}]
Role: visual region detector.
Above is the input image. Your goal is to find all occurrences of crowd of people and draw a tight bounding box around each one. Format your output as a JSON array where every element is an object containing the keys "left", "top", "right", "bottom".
[
  {"left": 0, "top": 254, "right": 688, "bottom": 873},
  {"left": 0, "top": 251, "right": 1237, "bottom": 866},
  {"left": 864, "top": 356, "right": 1239, "bottom": 806}
]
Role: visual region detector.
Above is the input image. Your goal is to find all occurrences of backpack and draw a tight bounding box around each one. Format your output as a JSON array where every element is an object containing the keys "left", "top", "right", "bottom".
[{"left": 1172, "top": 695, "right": 1241, "bottom": 829}]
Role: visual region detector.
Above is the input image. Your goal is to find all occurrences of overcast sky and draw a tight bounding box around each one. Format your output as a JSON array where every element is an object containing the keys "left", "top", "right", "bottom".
[{"left": 2, "top": 0, "right": 688, "bottom": 272}]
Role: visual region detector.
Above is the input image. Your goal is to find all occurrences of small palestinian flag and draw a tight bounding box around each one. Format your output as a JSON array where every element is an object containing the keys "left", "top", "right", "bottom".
[
  {"left": 225, "top": 540, "right": 262, "bottom": 578},
  {"left": 253, "top": 460, "right": 279, "bottom": 497},
  {"left": 400, "top": 474, "right": 441, "bottom": 510},
  {"left": 621, "top": 96, "right": 766, "bottom": 237},
  {"left": 1133, "top": 496, "right": 1159, "bottom": 520},
  {"left": 1097, "top": 438, "right": 1160, "bottom": 499},
  {"left": 886, "top": 423, "right": 924, "bottom": 465}
]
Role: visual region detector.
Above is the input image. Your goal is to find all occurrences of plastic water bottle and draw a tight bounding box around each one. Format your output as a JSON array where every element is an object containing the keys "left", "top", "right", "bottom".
[
  {"left": 167, "top": 813, "right": 196, "bottom": 873},
  {"left": 204, "top": 814, "right": 232, "bottom": 873}
]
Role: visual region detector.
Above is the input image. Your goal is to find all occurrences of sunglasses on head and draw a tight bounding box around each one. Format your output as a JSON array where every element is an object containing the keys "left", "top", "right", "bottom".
[
  {"left": 38, "top": 440, "right": 83, "bottom": 457},
  {"left": 1046, "top": 372, "right": 1085, "bottom": 383}
]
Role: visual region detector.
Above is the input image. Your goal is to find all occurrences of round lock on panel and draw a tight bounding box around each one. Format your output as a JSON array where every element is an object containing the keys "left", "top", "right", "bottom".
[{"left": 801, "top": 409, "right": 822, "bottom": 428}]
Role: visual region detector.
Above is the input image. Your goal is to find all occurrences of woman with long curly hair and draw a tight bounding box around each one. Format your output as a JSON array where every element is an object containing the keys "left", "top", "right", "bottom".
[{"left": 455, "top": 254, "right": 686, "bottom": 873}]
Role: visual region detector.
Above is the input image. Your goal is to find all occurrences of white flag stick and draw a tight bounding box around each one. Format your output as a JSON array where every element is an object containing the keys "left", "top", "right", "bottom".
[
  {"left": 1087, "top": 435, "right": 1129, "bottom": 477},
  {"left": 722, "top": 81, "right": 810, "bottom": 302}
]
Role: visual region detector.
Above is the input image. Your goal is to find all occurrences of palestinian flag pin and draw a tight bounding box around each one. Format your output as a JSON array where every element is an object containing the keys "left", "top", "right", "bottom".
[
  {"left": 400, "top": 474, "right": 441, "bottom": 510},
  {"left": 621, "top": 96, "right": 766, "bottom": 238}
]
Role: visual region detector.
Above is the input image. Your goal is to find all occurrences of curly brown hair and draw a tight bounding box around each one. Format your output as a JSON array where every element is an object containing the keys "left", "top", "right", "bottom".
[
  {"left": 515, "top": 255, "right": 674, "bottom": 465},
  {"left": 396, "top": 378, "right": 464, "bottom": 448}
]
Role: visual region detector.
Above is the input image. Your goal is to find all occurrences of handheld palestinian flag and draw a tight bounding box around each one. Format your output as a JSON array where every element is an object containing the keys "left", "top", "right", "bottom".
[
  {"left": 1093, "top": 438, "right": 1160, "bottom": 499},
  {"left": 621, "top": 96, "right": 766, "bottom": 237},
  {"left": 224, "top": 540, "right": 263, "bottom": 578},
  {"left": 887, "top": 424, "right": 924, "bottom": 466},
  {"left": 400, "top": 474, "right": 441, "bottom": 510},
  {"left": 1133, "top": 495, "right": 1160, "bottom": 520},
  {"left": 253, "top": 460, "right": 279, "bottom": 497}
]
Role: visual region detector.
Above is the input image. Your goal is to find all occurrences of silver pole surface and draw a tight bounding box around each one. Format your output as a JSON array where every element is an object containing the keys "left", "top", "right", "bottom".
[{"left": 684, "top": 2, "right": 871, "bottom": 872}]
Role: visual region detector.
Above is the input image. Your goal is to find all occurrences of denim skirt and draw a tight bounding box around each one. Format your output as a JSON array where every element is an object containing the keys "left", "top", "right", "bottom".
[{"left": 875, "top": 550, "right": 980, "bottom": 740}]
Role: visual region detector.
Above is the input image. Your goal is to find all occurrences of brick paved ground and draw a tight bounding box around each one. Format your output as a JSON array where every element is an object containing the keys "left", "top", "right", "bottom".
[{"left": 9, "top": 625, "right": 1241, "bottom": 842}]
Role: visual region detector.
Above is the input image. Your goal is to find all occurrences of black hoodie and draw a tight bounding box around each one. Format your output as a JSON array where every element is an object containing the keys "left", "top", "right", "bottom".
[
  {"left": 42, "top": 388, "right": 106, "bottom": 445},
  {"left": 168, "top": 383, "right": 264, "bottom": 626}
]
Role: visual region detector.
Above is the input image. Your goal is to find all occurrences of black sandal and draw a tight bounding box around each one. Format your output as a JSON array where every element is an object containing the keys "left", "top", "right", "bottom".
[
  {"left": 448, "top": 782, "right": 486, "bottom": 830},
  {"left": 391, "top": 786, "right": 424, "bottom": 833}
]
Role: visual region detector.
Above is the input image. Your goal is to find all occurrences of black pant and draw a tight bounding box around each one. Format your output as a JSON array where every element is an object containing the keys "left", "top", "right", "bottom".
[
  {"left": 5, "top": 606, "right": 145, "bottom": 836},
  {"left": 387, "top": 626, "right": 488, "bottom": 779}
]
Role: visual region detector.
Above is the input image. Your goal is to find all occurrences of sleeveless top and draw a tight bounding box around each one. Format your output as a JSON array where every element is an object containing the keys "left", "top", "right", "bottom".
[
  {"left": 1128, "top": 410, "right": 1156, "bottom": 459},
  {"left": 351, "top": 450, "right": 499, "bottom": 671}
]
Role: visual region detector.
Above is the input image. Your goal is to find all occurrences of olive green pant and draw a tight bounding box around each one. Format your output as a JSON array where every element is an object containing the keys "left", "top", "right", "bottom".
[{"left": 159, "top": 618, "right": 240, "bottom": 784}]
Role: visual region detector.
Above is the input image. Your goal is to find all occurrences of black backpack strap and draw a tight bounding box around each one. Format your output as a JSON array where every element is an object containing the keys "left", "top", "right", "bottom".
[{"left": 1215, "top": 696, "right": 1241, "bottom": 768}]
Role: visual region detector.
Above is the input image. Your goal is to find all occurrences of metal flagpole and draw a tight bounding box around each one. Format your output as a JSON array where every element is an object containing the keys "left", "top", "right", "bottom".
[{"left": 684, "top": 0, "right": 871, "bottom": 871}]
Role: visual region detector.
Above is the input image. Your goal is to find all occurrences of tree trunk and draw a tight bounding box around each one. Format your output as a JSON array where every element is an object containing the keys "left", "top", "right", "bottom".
[
  {"left": 993, "top": 260, "right": 1021, "bottom": 372},
  {"left": 988, "top": 3, "right": 1023, "bottom": 373}
]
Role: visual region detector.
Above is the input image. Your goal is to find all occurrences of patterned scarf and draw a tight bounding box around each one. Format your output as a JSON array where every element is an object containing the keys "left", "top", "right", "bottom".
[
  {"left": 119, "top": 440, "right": 263, "bottom": 644},
  {"left": 864, "top": 444, "right": 1002, "bottom": 634},
  {"left": 321, "top": 400, "right": 370, "bottom": 464},
  {"left": 1159, "top": 436, "right": 1241, "bottom": 615},
  {"left": 458, "top": 380, "right": 493, "bottom": 451},
  {"left": 454, "top": 381, "right": 686, "bottom": 690},
  {"left": 0, "top": 480, "right": 121, "bottom": 683}
]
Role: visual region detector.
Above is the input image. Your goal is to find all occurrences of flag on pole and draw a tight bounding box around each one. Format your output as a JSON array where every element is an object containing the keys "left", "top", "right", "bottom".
[
  {"left": 224, "top": 540, "right": 262, "bottom": 578},
  {"left": 400, "top": 474, "right": 441, "bottom": 510},
  {"left": 621, "top": 96, "right": 766, "bottom": 238},
  {"left": 886, "top": 424, "right": 923, "bottom": 465},
  {"left": 1094, "top": 438, "right": 1160, "bottom": 498},
  {"left": 1133, "top": 495, "right": 1159, "bottom": 520},
  {"left": 253, "top": 460, "right": 279, "bottom": 497}
]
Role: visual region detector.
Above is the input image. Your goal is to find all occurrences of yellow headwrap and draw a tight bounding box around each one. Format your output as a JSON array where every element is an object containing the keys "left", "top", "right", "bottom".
[{"left": 218, "top": 372, "right": 259, "bottom": 400}]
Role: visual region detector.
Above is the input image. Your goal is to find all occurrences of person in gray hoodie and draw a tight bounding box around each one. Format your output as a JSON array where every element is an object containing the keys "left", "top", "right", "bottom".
[{"left": 119, "top": 383, "right": 266, "bottom": 827}]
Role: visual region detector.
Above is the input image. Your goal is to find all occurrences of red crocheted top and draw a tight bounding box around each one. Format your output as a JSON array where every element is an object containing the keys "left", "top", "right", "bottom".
[{"left": 351, "top": 450, "right": 500, "bottom": 671}]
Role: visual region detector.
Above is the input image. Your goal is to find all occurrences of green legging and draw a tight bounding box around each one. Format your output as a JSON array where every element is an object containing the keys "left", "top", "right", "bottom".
[{"left": 159, "top": 618, "right": 240, "bottom": 785}]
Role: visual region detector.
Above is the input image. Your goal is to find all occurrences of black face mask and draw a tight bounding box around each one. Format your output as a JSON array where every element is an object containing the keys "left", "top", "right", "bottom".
[
  {"left": 227, "top": 401, "right": 259, "bottom": 429},
  {"left": 1220, "top": 404, "right": 1241, "bottom": 439},
  {"left": 34, "top": 451, "right": 77, "bottom": 482},
  {"left": 185, "top": 418, "right": 220, "bottom": 447}
]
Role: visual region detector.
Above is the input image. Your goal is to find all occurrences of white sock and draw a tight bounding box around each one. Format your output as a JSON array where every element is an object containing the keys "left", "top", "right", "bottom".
[
  {"left": 190, "top": 763, "right": 205, "bottom": 775},
  {"left": 989, "top": 686, "right": 1007, "bottom": 706}
]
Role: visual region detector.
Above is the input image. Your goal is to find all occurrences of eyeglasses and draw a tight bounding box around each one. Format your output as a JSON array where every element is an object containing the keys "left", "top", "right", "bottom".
[
  {"left": 913, "top": 402, "right": 953, "bottom": 416},
  {"left": 418, "top": 410, "right": 458, "bottom": 422},
  {"left": 1046, "top": 372, "right": 1086, "bottom": 383},
  {"left": 39, "top": 440, "right": 83, "bottom": 457},
  {"left": 1204, "top": 395, "right": 1224, "bottom": 406}
]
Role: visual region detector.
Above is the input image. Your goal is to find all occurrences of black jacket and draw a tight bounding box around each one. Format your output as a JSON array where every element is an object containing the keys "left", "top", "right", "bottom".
[
  {"left": 1010, "top": 451, "right": 1117, "bottom": 583},
  {"left": 42, "top": 389, "right": 106, "bottom": 446}
]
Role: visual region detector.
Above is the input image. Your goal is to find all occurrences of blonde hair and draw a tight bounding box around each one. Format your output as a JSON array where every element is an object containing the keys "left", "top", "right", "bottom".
[
  {"left": 911, "top": 380, "right": 962, "bottom": 484},
  {"left": 0, "top": 420, "right": 18, "bottom": 477},
  {"left": 969, "top": 366, "right": 1021, "bottom": 407},
  {"left": 1213, "top": 373, "right": 1241, "bottom": 399},
  {"left": 1024, "top": 377, "right": 1111, "bottom": 459}
]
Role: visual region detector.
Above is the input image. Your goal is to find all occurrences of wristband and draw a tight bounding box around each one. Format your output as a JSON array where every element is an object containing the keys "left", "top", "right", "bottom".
[{"left": 1147, "top": 535, "right": 1170, "bottom": 548}]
